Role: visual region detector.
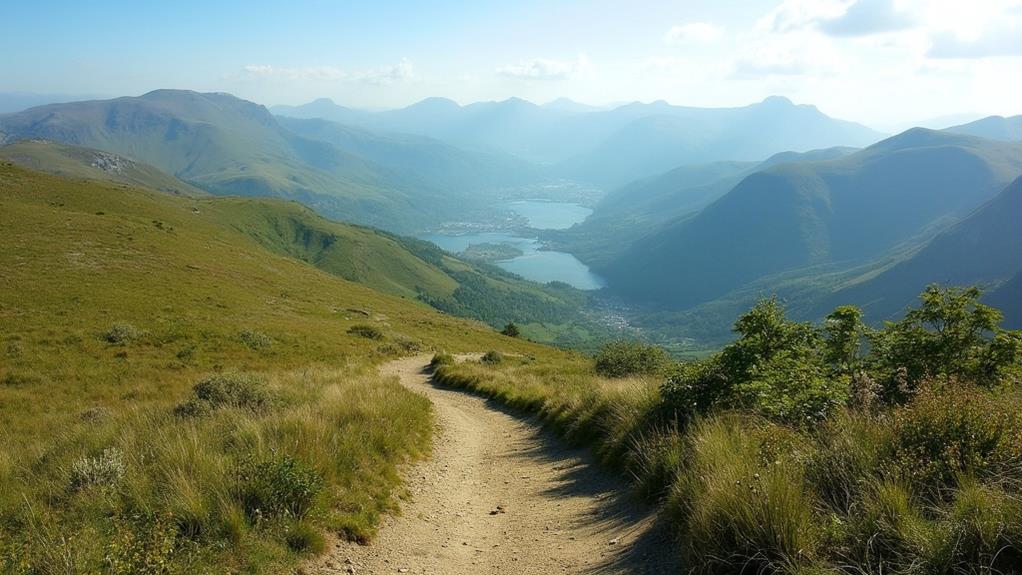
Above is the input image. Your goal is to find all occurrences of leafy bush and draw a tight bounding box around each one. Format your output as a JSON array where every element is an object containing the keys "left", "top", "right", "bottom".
[
  {"left": 594, "top": 341, "right": 671, "bottom": 378},
  {"left": 890, "top": 382, "right": 1022, "bottom": 491},
  {"left": 430, "top": 352, "right": 455, "bottom": 369},
  {"left": 174, "top": 373, "right": 273, "bottom": 416},
  {"left": 239, "top": 329, "right": 273, "bottom": 350},
  {"left": 238, "top": 454, "right": 324, "bottom": 521},
  {"left": 103, "top": 323, "right": 142, "bottom": 344},
  {"left": 347, "top": 324, "right": 384, "bottom": 340},
  {"left": 868, "top": 285, "right": 1022, "bottom": 401},
  {"left": 501, "top": 322, "right": 520, "bottom": 338},
  {"left": 481, "top": 350, "right": 503, "bottom": 365},
  {"left": 69, "top": 447, "right": 125, "bottom": 491},
  {"left": 662, "top": 298, "right": 846, "bottom": 424}
]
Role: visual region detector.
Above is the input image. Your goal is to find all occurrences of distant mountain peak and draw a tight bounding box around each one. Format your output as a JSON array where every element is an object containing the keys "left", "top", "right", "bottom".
[{"left": 760, "top": 95, "right": 794, "bottom": 106}]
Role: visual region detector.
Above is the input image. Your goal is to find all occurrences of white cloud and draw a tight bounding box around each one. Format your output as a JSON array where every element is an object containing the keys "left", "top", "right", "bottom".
[
  {"left": 496, "top": 54, "right": 592, "bottom": 80},
  {"left": 235, "top": 59, "right": 414, "bottom": 84},
  {"left": 663, "top": 22, "right": 723, "bottom": 44}
]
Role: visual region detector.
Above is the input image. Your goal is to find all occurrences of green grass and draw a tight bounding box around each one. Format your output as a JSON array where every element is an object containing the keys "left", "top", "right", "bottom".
[{"left": 0, "top": 163, "right": 546, "bottom": 573}]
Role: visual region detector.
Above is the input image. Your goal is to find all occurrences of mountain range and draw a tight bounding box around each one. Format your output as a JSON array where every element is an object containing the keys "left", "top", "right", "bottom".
[{"left": 273, "top": 95, "right": 883, "bottom": 187}]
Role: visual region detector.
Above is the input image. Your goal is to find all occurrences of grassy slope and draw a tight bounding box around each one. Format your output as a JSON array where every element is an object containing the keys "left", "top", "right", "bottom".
[
  {"left": 0, "top": 139, "right": 602, "bottom": 346},
  {"left": 0, "top": 163, "right": 545, "bottom": 573},
  {"left": 0, "top": 140, "right": 205, "bottom": 196}
]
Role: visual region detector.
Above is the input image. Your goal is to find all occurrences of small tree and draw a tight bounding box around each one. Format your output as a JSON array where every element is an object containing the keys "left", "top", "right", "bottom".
[
  {"left": 501, "top": 322, "right": 520, "bottom": 338},
  {"left": 867, "top": 285, "right": 1021, "bottom": 401}
]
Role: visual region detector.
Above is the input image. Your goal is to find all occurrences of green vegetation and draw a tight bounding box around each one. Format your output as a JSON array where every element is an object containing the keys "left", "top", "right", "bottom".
[
  {"left": 458, "top": 242, "right": 525, "bottom": 263},
  {"left": 481, "top": 350, "right": 504, "bottom": 365},
  {"left": 594, "top": 341, "right": 672, "bottom": 378},
  {"left": 500, "top": 322, "right": 521, "bottom": 338},
  {"left": 0, "top": 163, "right": 547, "bottom": 573},
  {"left": 435, "top": 285, "right": 1022, "bottom": 574}
]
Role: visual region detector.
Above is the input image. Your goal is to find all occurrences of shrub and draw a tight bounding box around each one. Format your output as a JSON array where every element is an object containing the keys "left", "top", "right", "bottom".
[
  {"left": 103, "top": 323, "right": 142, "bottom": 344},
  {"left": 175, "top": 373, "right": 273, "bottom": 416},
  {"left": 867, "top": 285, "right": 1022, "bottom": 401},
  {"left": 501, "top": 322, "right": 520, "bottom": 338},
  {"left": 237, "top": 455, "right": 323, "bottom": 521},
  {"left": 347, "top": 324, "right": 384, "bottom": 340},
  {"left": 889, "top": 382, "right": 1022, "bottom": 491},
  {"left": 69, "top": 447, "right": 126, "bottom": 491},
  {"left": 284, "top": 521, "right": 326, "bottom": 553},
  {"left": 662, "top": 298, "right": 846, "bottom": 424},
  {"left": 430, "top": 352, "right": 455, "bottom": 369},
  {"left": 239, "top": 329, "right": 273, "bottom": 350},
  {"left": 481, "top": 350, "right": 503, "bottom": 365},
  {"left": 594, "top": 341, "right": 671, "bottom": 378}
]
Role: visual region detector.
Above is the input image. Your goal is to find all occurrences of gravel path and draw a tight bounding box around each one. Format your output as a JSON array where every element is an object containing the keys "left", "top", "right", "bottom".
[{"left": 309, "top": 355, "right": 679, "bottom": 574}]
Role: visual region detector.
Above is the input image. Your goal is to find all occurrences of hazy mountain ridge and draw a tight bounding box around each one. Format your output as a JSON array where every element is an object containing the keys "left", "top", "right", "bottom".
[
  {"left": 273, "top": 95, "right": 884, "bottom": 186},
  {"left": 945, "top": 114, "right": 1022, "bottom": 141}
]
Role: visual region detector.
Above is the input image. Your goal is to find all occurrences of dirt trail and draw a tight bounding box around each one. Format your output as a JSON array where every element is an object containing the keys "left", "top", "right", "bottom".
[{"left": 310, "top": 355, "right": 679, "bottom": 575}]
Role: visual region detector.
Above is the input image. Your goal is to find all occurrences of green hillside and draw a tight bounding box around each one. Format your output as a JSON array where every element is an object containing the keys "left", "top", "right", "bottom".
[
  {"left": 0, "top": 161, "right": 561, "bottom": 572},
  {"left": 549, "top": 147, "right": 857, "bottom": 267},
  {"left": 814, "top": 175, "right": 1022, "bottom": 323},
  {"left": 600, "top": 129, "right": 1022, "bottom": 310},
  {"left": 0, "top": 139, "right": 204, "bottom": 196}
]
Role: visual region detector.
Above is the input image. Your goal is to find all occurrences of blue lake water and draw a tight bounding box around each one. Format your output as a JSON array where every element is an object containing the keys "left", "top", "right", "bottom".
[{"left": 420, "top": 201, "right": 606, "bottom": 290}]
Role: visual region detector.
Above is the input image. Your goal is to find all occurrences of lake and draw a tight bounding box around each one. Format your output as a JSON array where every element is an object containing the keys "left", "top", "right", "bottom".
[{"left": 420, "top": 200, "right": 606, "bottom": 290}]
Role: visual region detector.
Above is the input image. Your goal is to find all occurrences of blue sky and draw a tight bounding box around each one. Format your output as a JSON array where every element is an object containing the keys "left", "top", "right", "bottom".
[{"left": 2, "top": 0, "right": 1021, "bottom": 127}]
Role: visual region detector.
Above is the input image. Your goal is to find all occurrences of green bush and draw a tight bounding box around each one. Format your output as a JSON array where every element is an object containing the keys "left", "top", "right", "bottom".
[
  {"left": 662, "top": 298, "right": 846, "bottom": 425},
  {"left": 867, "top": 285, "right": 1022, "bottom": 401},
  {"left": 890, "top": 383, "right": 1022, "bottom": 491},
  {"left": 238, "top": 329, "right": 273, "bottom": 350},
  {"left": 481, "top": 350, "right": 503, "bottom": 365},
  {"left": 69, "top": 447, "right": 125, "bottom": 491},
  {"left": 103, "top": 323, "right": 142, "bottom": 344},
  {"left": 594, "top": 341, "right": 671, "bottom": 378},
  {"left": 501, "top": 322, "right": 520, "bottom": 338},
  {"left": 237, "top": 454, "right": 324, "bottom": 521},
  {"left": 174, "top": 373, "right": 274, "bottom": 416},
  {"left": 347, "top": 324, "right": 384, "bottom": 340},
  {"left": 430, "top": 352, "right": 455, "bottom": 369}
]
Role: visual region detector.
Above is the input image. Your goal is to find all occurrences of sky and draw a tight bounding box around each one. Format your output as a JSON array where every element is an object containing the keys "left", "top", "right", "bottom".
[{"left": 2, "top": 0, "right": 1021, "bottom": 129}]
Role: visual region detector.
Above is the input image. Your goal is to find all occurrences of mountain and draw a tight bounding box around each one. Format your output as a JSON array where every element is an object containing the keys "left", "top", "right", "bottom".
[
  {"left": 273, "top": 95, "right": 883, "bottom": 183},
  {"left": 540, "top": 98, "right": 603, "bottom": 113},
  {"left": 275, "top": 116, "right": 540, "bottom": 194},
  {"left": 549, "top": 146, "right": 858, "bottom": 266},
  {"left": 987, "top": 270, "right": 1022, "bottom": 327},
  {"left": 0, "top": 139, "right": 204, "bottom": 196},
  {"left": 0, "top": 90, "right": 543, "bottom": 232},
  {"left": 946, "top": 115, "right": 1022, "bottom": 142},
  {"left": 0, "top": 91, "right": 107, "bottom": 114},
  {"left": 813, "top": 175, "right": 1022, "bottom": 324},
  {"left": 598, "top": 129, "right": 1022, "bottom": 310},
  {"left": 557, "top": 97, "right": 883, "bottom": 187}
]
